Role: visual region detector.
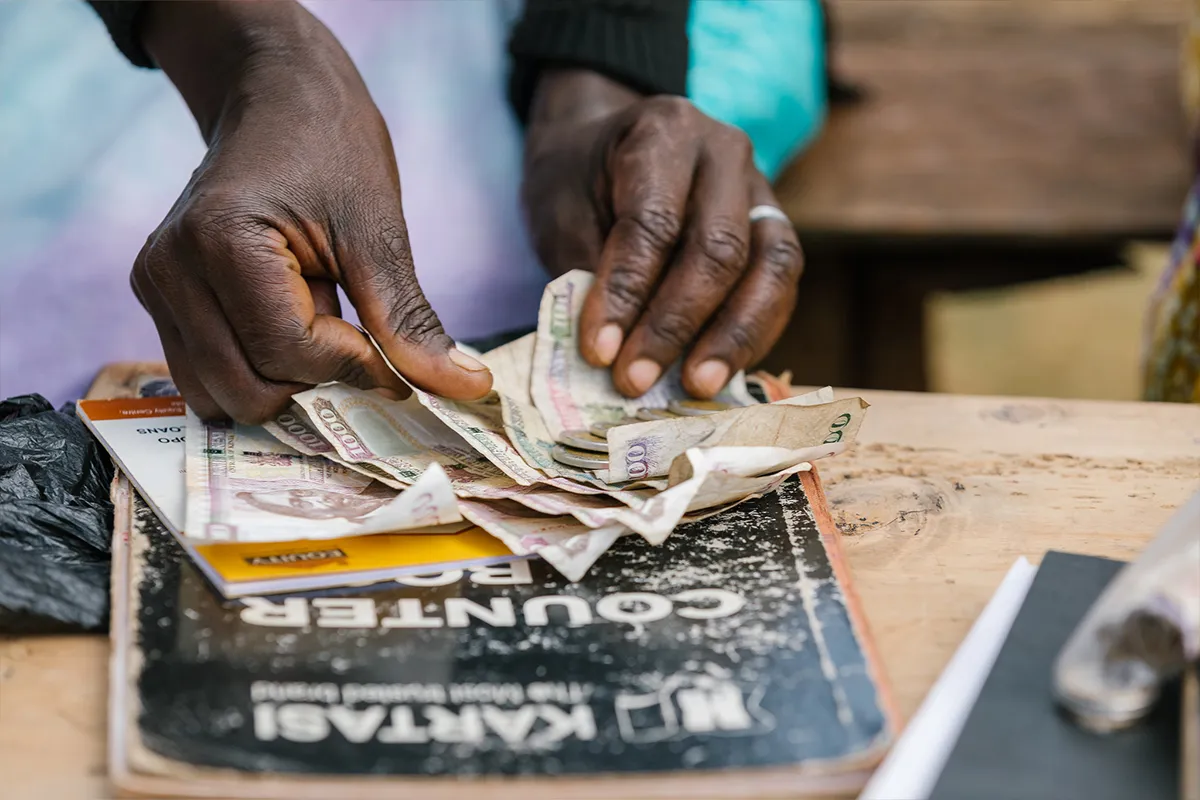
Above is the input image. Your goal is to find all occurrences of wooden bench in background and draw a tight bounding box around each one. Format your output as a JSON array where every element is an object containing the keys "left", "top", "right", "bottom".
[{"left": 764, "top": 0, "right": 1191, "bottom": 391}]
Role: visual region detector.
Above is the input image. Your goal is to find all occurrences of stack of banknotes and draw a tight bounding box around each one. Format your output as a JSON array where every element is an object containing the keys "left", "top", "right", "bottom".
[{"left": 186, "top": 271, "right": 869, "bottom": 580}]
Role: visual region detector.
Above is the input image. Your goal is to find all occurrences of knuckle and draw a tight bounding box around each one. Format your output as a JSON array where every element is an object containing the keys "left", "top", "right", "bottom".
[
  {"left": 761, "top": 237, "right": 805, "bottom": 284},
  {"left": 648, "top": 95, "right": 695, "bottom": 122},
  {"left": 723, "top": 320, "right": 761, "bottom": 359},
  {"left": 715, "top": 123, "right": 753, "bottom": 160},
  {"left": 695, "top": 223, "right": 750, "bottom": 279},
  {"left": 627, "top": 204, "right": 682, "bottom": 254},
  {"left": 389, "top": 292, "right": 445, "bottom": 346},
  {"left": 646, "top": 309, "right": 699, "bottom": 352},
  {"left": 133, "top": 233, "right": 157, "bottom": 271},
  {"left": 129, "top": 269, "right": 149, "bottom": 310},
  {"left": 629, "top": 97, "right": 697, "bottom": 143},
  {"left": 177, "top": 194, "right": 265, "bottom": 259},
  {"left": 604, "top": 266, "right": 652, "bottom": 316},
  {"left": 139, "top": 230, "right": 177, "bottom": 279}
]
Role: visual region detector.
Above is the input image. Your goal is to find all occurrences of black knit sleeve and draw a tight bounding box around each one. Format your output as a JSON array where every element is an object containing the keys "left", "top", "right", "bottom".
[
  {"left": 508, "top": 0, "right": 690, "bottom": 123},
  {"left": 85, "top": 1, "right": 154, "bottom": 68}
]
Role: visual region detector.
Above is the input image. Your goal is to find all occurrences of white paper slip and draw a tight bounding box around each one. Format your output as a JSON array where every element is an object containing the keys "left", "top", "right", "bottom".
[{"left": 76, "top": 396, "right": 187, "bottom": 532}]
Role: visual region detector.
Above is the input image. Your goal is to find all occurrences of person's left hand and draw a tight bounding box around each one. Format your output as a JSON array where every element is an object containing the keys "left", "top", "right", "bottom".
[{"left": 521, "top": 70, "right": 804, "bottom": 399}]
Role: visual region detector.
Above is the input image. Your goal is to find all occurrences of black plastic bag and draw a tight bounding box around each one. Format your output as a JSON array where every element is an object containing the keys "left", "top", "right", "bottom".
[{"left": 0, "top": 394, "right": 114, "bottom": 633}]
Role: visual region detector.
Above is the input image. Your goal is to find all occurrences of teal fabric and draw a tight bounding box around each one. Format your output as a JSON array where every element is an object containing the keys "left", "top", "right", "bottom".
[{"left": 686, "top": 0, "right": 826, "bottom": 181}]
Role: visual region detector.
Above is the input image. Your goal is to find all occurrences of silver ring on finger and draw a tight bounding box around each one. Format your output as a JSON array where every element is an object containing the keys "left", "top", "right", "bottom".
[{"left": 748, "top": 205, "right": 790, "bottom": 225}]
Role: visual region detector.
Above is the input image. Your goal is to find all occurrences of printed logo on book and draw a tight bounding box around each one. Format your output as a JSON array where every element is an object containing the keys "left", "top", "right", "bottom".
[
  {"left": 615, "top": 665, "right": 775, "bottom": 743},
  {"left": 245, "top": 548, "right": 348, "bottom": 569}
]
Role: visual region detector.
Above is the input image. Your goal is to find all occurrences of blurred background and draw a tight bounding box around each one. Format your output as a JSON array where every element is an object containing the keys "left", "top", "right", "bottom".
[
  {"left": 761, "top": 0, "right": 1191, "bottom": 400},
  {"left": 0, "top": 0, "right": 1193, "bottom": 403}
]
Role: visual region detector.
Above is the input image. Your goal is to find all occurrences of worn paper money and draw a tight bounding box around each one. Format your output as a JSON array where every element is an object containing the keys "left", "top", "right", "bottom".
[
  {"left": 458, "top": 498, "right": 628, "bottom": 582},
  {"left": 530, "top": 270, "right": 757, "bottom": 439},
  {"left": 482, "top": 333, "right": 576, "bottom": 479},
  {"left": 246, "top": 273, "right": 870, "bottom": 582},
  {"left": 185, "top": 409, "right": 460, "bottom": 542},
  {"left": 604, "top": 396, "right": 868, "bottom": 482}
]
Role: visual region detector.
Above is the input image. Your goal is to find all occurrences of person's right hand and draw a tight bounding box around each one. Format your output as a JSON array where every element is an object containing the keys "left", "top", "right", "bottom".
[{"left": 131, "top": 1, "right": 491, "bottom": 423}]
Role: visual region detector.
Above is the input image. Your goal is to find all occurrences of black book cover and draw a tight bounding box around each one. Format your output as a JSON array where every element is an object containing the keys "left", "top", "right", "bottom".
[
  {"left": 112, "top": 474, "right": 895, "bottom": 796},
  {"left": 929, "top": 551, "right": 1180, "bottom": 800}
]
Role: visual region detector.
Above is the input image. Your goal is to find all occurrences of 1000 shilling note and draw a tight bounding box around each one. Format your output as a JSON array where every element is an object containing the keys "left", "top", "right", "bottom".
[
  {"left": 604, "top": 396, "right": 869, "bottom": 482},
  {"left": 289, "top": 385, "right": 515, "bottom": 489},
  {"left": 184, "top": 409, "right": 460, "bottom": 542},
  {"left": 262, "top": 402, "right": 405, "bottom": 488},
  {"left": 530, "top": 270, "right": 757, "bottom": 439}
]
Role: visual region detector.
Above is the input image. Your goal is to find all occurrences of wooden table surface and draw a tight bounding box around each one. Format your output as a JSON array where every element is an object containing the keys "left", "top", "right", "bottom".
[{"left": 2, "top": 388, "right": 1198, "bottom": 799}]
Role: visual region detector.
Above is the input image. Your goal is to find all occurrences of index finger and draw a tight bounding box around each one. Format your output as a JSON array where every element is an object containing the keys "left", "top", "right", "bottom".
[{"left": 579, "top": 126, "right": 696, "bottom": 368}]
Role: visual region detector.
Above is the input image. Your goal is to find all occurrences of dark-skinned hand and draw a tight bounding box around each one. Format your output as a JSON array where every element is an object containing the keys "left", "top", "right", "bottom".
[
  {"left": 130, "top": 1, "right": 491, "bottom": 423},
  {"left": 522, "top": 70, "right": 804, "bottom": 400}
]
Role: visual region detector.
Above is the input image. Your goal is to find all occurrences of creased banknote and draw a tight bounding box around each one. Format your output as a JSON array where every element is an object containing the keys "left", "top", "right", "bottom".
[
  {"left": 482, "top": 332, "right": 645, "bottom": 491},
  {"left": 358, "top": 328, "right": 614, "bottom": 495},
  {"left": 481, "top": 333, "right": 571, "bottom": 478},
  {"left": 290, "top": 385, "right": 505, "bottom": 486},
  {"left": 530, "top": 270, "right": 756, "bottom": 439},
  {"left": 464, "top": 445, "right": 816, "bottom": 577},
  {"left": 239, "top": 273, "right": 871, "bottom": 582},
  {"left": 589, "top": 446, "right": 815, "bottom": 546},
  {"left": 287, "top": 384, "right": 621, "bottom": 509},
  {"left": 185, "top": 409, "right": 460, "bottom": 542},
  {"left": 262, "top": 402, "right": 405, "bottom": 488},
  {"left": 458, "top": 498, "right": 628, "bottom": 582},
  {"left": 604, "top": 396, "right": 869, "bottom": 482},
  {"left": 279, "top": 385, "right": 665, "bottom": 527}
]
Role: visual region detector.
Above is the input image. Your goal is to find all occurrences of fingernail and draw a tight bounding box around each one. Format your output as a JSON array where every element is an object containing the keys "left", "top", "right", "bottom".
[
  {"left": 449, "top": 348, "right": 490, "bottom": 373},
  {"left": 593, "top": 324, "right": 623, "bottom": 366},
  {"left": 692, "top": 359, "right": 731, "bottom": 397},
  {"left": 627, "top": 358, "right": 662, "bottom": 395}
]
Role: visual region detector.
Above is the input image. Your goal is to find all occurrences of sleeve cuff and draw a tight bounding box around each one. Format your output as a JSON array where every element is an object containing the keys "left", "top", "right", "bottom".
[
  {"left": 508, "top": 0, "right": 690, "bottom": 123},
  {"left": 86, "top": 1, "right": 154, "bottom": 68}
]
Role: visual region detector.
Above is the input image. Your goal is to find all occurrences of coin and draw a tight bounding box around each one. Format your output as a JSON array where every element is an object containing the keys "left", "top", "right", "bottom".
[
  {"left": 557, "top": 429, "right": 609, "bottom": 453},
  {"left": 588, "top": 418, "right": 635, "bottom": 438},
  {"left": 668, "top": 399, "right": 735, "bottom": 417},
  {"left": 551, "top": 444, "right": 609, "bottom": 470},
  {"left": 636, "top": 407, "right": 678, "bottom": 421}
]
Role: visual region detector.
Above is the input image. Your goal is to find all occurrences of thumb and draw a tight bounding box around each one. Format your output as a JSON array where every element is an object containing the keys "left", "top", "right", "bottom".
[{"left": 339, "top": 213, "right": 492, "bottom": 401}]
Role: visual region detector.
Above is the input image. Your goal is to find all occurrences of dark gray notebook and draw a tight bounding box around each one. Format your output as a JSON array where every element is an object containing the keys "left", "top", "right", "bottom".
[{"left": 929, "top": 551, "right": 1179, "bottom": 800}]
